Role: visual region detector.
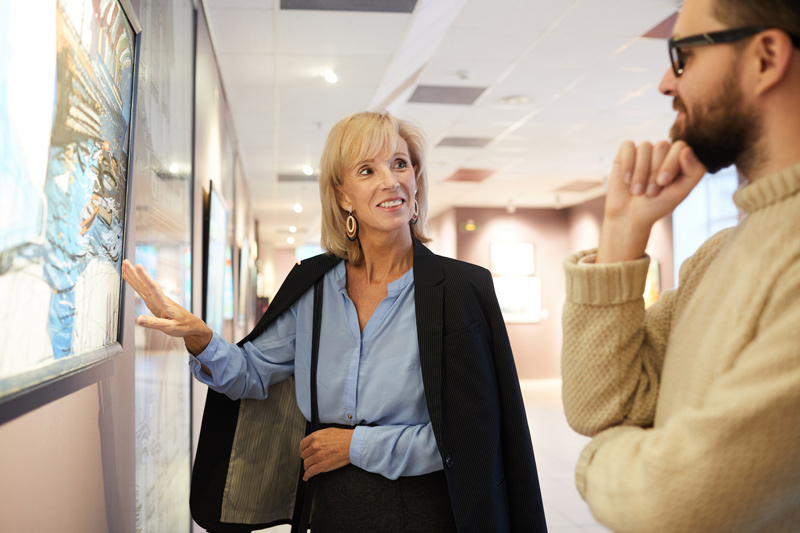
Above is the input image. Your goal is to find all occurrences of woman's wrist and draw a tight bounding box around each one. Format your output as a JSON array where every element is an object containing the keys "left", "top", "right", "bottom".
[{"left": 185, "top": 321, "right": 213, "bottom": 356}]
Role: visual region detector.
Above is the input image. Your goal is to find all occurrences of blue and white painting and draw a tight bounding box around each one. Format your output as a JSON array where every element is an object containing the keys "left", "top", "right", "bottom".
[{"left": 0, "top": 0, "right": 135, "bottom": 396}]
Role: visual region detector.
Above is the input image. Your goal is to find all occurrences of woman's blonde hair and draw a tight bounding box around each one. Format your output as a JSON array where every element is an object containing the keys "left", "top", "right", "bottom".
[{"left": 318, "top": 110, "right": 431, "bottom": 264}]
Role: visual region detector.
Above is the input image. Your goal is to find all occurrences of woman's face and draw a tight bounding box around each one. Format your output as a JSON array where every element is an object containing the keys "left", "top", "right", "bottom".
[{"left": 338, "top": 136, "right": 417, "bottom": 244}]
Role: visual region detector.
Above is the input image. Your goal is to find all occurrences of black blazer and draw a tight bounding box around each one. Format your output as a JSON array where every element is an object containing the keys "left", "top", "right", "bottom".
[{"left": 190, "top": 240, "right": 547, "bottom": 532}]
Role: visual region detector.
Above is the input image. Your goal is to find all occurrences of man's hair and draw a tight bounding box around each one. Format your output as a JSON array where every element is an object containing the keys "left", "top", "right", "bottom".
[{"left": 713, "top": 0, "right": 800, "bottom": 39}]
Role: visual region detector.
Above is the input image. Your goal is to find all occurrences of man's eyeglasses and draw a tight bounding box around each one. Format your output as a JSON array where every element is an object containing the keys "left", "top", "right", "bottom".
[{"left": 668, "top": 26, "right": 800, "bottom": 77}]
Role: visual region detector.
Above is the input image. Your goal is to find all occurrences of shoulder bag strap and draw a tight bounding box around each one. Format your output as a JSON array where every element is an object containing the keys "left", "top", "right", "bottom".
[{"left": 294, "top": 278, "right": 324, "bottom": 532}]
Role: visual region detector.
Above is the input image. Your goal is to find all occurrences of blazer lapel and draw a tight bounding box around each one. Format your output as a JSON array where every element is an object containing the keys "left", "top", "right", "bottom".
[{"left": 412, "top": 240, "right": 446, "bottom": 449}]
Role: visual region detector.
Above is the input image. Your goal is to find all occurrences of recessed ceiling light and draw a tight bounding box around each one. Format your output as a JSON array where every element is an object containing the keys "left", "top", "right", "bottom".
[
  {"left": 302, "top": 165, "right": 314, "bottom": 176},
  {"left": 293, "top": 204, "right": 303, "bottom": 213},
  {"left": 322, "top": 69, "right": 338, "bottom": 84},
  {"left": 289, "top": 225, "right": 297, "bottom": 233},
  {"left": 169, "top": 163, "right": 179, "bottom": 173},
  {"left": 287, "top": 236, "right": 295, "bottom": 245},
  {"left": 502, "top": 95, "right": 529, "bottom": 105}
]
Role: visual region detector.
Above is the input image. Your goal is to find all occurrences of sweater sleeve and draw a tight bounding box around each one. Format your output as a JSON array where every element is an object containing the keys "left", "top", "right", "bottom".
[
  {"left": 574, "top": 257, "right": 800, "bottom": 532},
  {"left": 561, "top": 249, "right": 673, "bottom": 435}
]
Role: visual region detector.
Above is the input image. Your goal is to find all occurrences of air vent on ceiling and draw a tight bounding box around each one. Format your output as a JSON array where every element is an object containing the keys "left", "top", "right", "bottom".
[
  {"left": 437, "top": 137, "right": 492, "bottom": 148},
  {"left": 278, "top": 174, "right": 318, "bottom": 183},
  {"left": 280, "top": 0, "right": 417, "bottom": 13},
  {"left": 445, "top": 168, "right": 496, "bottom": 182},
  {"left": 553, "top": 180, "right": 603, "bottom": 193},
  {"left": 643, "top": 11, "right": 678, "bottom": 39},
  {"left": 408, "top": 85, "right": 486, "bottom": 105}
]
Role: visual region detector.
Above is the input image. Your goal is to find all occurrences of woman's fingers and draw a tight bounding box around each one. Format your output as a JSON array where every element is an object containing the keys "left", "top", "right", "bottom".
[
  {"left": 137, "top": 264, "right": 167, "bottom": 302},
  {"left": 136, "top": 314, "right": 177, "bottom": 334},
  {"left": 122, "top": 259, "right": 149, "bottom": 298}
]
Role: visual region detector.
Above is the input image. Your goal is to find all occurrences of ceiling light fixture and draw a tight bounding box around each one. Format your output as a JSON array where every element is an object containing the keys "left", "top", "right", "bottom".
[
  {"left": 169, "top": 163, "right": 179, "bottom": 174},
  {"left": 322, "top": 69, "right": 338, "bottom": 84},
  {"left": 289, "top": 226, "right": 297, "bottom": 233},
  {"left": 287, "top": 236, "right": 295, "bottom": 245},
  {"left": 302, "top": 165, "right": 314, "bottom": 176},
  {"left": 293, "top": 204, "right": 303, "bottom": 213},
  {"left": 502, "top": 95, "right": 529, "bottom": 105}
]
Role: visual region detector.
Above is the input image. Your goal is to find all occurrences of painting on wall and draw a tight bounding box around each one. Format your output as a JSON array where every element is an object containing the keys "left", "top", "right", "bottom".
[
  {"left": 493, "top": 276, "right": 542, "bottom": 324},
  {"left": 490, "top": 243, "right": 535, "bottom": 276},
  {"left": 644, "top": 257, "right": 661, "bottom": 309},
  {"left": 205, "top": 184, "right": 228, "bottom": 336},
  {"left": 0, "top": 0, "right": 139, "bottom": 400}
]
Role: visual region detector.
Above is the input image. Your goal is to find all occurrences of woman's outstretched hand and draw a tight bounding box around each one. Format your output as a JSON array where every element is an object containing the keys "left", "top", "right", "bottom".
[{"left": 122, "top": 259, "right": 213, "bottom": 355}]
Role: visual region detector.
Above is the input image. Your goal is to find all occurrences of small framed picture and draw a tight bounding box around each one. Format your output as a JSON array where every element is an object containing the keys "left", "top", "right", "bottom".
[
  {"left": 492, "top": 276, "right": 542, "bottom": 323},
  {"left": 490, "top": 243, "right": 535, "bottom": 276}
]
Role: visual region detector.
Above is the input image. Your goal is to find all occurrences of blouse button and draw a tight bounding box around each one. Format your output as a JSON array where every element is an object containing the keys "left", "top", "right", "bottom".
[{"left": 347, "top": 414, "right": 353, "bottom": 420}]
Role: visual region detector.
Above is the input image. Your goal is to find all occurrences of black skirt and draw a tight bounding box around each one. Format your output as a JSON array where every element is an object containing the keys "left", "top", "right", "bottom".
[{"left": 311, "top": 464, "right": 457, "bottom": 533}]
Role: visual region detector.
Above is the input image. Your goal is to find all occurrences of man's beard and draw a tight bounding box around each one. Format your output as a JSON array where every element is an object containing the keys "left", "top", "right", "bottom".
[{"left": 670, "top": 70, "right": 762, "bottom": 175}]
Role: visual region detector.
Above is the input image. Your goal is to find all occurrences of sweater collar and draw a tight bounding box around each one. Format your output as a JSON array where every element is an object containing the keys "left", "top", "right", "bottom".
[{"left": 734, "top": 161, "right": 800, "bottom": 214}]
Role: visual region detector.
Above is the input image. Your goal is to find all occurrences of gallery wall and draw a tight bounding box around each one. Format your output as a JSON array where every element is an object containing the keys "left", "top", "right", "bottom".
[
  {"left": 428, "top": 201, "right": 675, "bottom": 380},
  {"left": 0, "top": 2, "right": 259, "bottom": 532},
  {"left": 130, "top": 0, "right": 196, "bottom": 531},
  {"left": 0, "top": 0, "right": 140, "bottom": 530}
]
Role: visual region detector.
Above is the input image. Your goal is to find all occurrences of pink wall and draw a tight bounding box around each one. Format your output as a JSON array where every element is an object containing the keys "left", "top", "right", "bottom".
[
  {"left": 273, "top": 248, "right": 298, "bottom": 290},
  {"left": 455, "top": 207, "right": 571, "bottom": 379},
  {"left": 566, "top": 196, "right": 674, "bottom": 292},
  {"left": 426, "top": 199, "right": 675, "bottom": 380},
  {"left": 0, "top": 174, "right": 137, "bottom": 533},
  {"left": 427, "top": 209, "right": 457, "bottom": 258}
]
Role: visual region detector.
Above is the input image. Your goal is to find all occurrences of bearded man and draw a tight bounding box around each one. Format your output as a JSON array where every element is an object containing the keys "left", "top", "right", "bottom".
[{"left": 560, "top": 0, "right": 800, "bottom": 530}]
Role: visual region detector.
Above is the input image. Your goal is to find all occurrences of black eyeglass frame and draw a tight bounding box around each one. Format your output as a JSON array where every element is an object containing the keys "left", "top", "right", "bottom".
[{"left": 668, "top": 26, "right": 800, "bottom": 77}]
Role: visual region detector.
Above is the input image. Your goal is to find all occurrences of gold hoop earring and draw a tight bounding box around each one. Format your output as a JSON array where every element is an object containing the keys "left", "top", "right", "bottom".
[
  {"left": 410, "top": 198, "right": 419, "bottom": 226},
  {"left": 346, "top": 207, "right": 359, "bottom": 241}
]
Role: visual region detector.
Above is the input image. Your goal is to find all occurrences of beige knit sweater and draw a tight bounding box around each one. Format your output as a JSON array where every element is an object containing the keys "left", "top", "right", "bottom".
[{"left": 562, "top": 162, "right": 800, "bottom": 533}]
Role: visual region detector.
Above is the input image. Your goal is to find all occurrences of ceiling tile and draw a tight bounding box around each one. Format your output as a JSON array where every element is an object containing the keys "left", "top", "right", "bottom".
[
  {"left": 278, "top": 11, "right": 410, "bottom": 56},
  {"left": 276, "top": 54, "right": 388, "bottom": 87},
  {"left": 437, "top": 137, "right": 492, "bottom": 148},
  {"left": 445, "top": 168, "right": 496, "bottom": 182},
  {"left": 408, "top": 85, "right": 486, "bottom": 105},
  {"left": 208, "top": 8, "right": 274, "bottom": 55},
  {"left": 280, "top": 0, "right": 417, "bottom": 13}
]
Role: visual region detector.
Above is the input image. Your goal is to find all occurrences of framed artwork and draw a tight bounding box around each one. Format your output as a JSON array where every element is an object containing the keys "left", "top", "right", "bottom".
[
  {"left": 492, "top": 277, "right": 542, "bottom": 324},
  {"left": 204, "top": 183, "right": 228, "bottom": 336},
  {"left": 490, "top": 243, "right": 535, "bottom": 276},
  {"left": 0, "top": 0, "right": 140, "bottom": 401},
  {"left": 237, "top": 242, "right": 250, "bottom": 328},
  {"left": 644, "top": 256, "right": 661, "bottom": 309}
]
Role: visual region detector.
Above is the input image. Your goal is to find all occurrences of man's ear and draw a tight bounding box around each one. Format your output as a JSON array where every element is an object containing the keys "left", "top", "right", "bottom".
[{"left": 752, "top": 29, "right": 794, "bottom": 96}]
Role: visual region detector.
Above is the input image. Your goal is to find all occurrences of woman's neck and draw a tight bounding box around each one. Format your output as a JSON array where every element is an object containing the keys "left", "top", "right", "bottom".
[{"left": 355, "top": 230, "right": 414, "bottom": 285}]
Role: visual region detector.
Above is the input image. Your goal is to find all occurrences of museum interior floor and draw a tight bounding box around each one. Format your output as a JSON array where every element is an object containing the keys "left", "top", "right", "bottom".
[{"left": 259, "top": 379, "right": 610, "bottom": 533}]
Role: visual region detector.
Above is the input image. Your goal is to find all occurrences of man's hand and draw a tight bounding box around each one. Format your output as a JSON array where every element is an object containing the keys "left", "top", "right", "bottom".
[
  {"left": 299, "top": 428, "right": 354, "bottom": 481},
  {"left": 122, "top": 259, "right": 213, "bottom": 355},
  {"left": 597, "top": 140, "right": 707, "bottom": 263}
]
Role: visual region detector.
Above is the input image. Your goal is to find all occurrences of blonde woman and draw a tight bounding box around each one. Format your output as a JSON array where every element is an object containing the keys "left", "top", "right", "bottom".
[{"left": 123, "top": 110, "right": 546, "bottom": 532}]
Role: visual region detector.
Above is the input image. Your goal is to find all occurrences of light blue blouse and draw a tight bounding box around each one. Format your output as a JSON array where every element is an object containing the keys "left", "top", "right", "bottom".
[{"left": 189, "top": 260, "right": 442, "bottom": 480}]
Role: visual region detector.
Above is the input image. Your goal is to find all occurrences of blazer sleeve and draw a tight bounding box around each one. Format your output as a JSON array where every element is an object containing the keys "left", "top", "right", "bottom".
[{"left": 482, "top": 271, "right": 548, "bottom": 531}]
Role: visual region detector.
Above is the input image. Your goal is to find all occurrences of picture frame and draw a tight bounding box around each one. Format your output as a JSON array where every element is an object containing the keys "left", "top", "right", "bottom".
[
  {"left": 0, "top": 0, "right": 141, "bottom": 402},
  {"left": 492, "top": 276, "right": 542, "bottom": 324},
  {"left": 204, "top": 182, "right": 229, "bottom": 336},
  {"left": 490, "top": 243, "right": 535, "bottom": 276}
]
